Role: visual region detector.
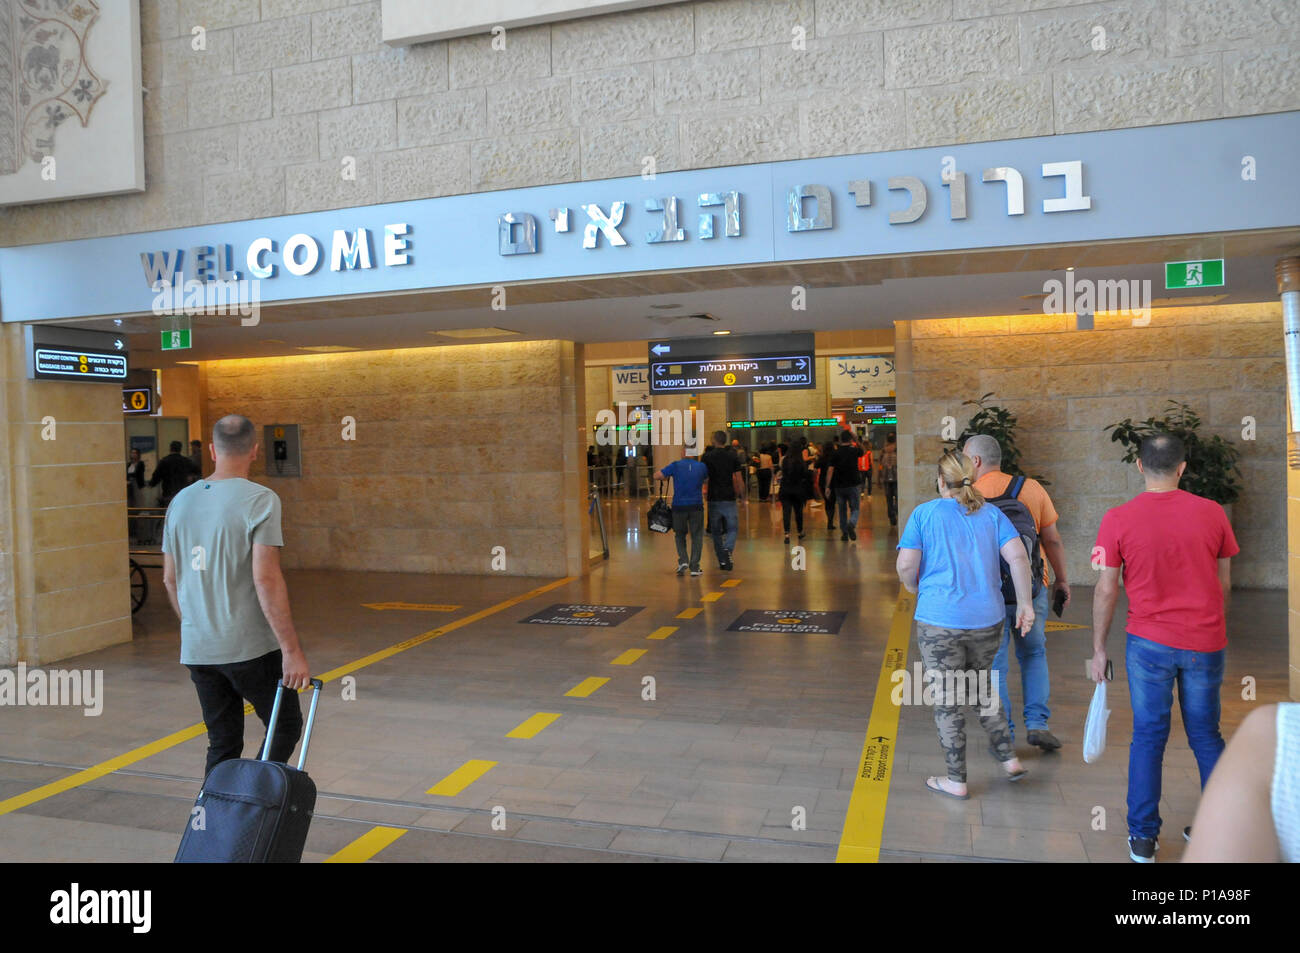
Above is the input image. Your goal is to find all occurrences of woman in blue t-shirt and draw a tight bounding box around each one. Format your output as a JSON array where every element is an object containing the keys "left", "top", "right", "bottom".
[{"left": 896, "top": 450, "right": 1036, "bottom": 799}]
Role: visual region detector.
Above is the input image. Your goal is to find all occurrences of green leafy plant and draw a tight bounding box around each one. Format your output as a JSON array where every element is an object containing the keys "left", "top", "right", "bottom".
[
  {"left": 1105, "top": 400, "right": 1241, "bottom": 504},
  {"left": 945, "top": 392, "right": 1047, "bottom": 484}
]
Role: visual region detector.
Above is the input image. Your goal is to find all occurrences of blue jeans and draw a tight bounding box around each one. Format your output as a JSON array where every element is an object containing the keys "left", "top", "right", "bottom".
[
  {"left": 708, "top": 500, "right": 738, "bottom": 564},
  {"left": 993, "top": 585, "right": 1051, "bottom": 738},
  {"left": 1125, "top": 633, "right": 1225, "bottom": 840},
  {"left": 835, "top": 486, "right": 859, "bottom": 531}
]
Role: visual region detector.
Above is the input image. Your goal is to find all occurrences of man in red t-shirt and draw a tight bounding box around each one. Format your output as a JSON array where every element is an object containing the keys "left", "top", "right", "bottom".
[{"left": 1091, "top": 433, "right": 1238, "bottom": 864}]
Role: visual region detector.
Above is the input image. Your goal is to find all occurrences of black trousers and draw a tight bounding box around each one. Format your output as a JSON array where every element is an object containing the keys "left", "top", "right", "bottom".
[
  {"left": 885, "top": 480, "right": 899, "bottom": 525},
  {"left": 188, "top": 649, "right": 303, "bottom": 778},
  {"left": 757, "top": 469, "right": 772, "bottom": 500},
  {"left": 780, "top": 493, "right": 805, "bottom": 534}
]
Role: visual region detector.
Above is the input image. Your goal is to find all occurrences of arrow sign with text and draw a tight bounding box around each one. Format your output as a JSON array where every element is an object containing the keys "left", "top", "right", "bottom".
[{"left": 648, "top": 332, "right": 816, "bottom": 394}]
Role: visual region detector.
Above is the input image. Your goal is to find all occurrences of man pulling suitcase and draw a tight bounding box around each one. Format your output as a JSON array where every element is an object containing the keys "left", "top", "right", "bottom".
[{"left": 162, "top": 414, "right": 311, "bottom": 777}]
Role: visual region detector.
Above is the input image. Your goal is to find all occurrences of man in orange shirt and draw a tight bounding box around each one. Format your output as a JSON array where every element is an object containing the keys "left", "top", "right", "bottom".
[{"left": 963, "top": 434, "right": 1071, "bottom": 751}]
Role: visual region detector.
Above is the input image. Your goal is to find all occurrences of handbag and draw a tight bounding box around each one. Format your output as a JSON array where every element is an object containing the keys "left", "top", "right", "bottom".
[{"left": 647, "top": 479, "right": 673, "bottom": 534}]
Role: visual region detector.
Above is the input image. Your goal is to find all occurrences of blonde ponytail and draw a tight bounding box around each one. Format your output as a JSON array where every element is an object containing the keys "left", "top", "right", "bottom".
[{"left": 938, "top": 450, "right": 984, "bottom": 515}]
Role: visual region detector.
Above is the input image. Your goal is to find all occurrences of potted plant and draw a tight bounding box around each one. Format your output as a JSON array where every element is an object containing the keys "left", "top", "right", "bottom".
[
  {"left": 946, "top": 392, "right": 1048, "bottom": 484},
  {"left": 1104, "top": 400, "right": 1242, "bottom": 509}
]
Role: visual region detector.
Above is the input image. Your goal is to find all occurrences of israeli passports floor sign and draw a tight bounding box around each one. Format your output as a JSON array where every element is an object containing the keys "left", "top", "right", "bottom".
[
  {"left": 520, "top": 604, "right": 645, "bottom": 627},
  {"left": 727, "top": 610, "right": 847, "bottom": 634}
]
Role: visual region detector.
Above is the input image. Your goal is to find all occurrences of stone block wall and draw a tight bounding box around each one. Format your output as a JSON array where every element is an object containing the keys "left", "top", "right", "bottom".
[
  {"left": 895, "top": 304, "right": 1285, "bottom": 589},
  {"left": 0, "top": 325, "right": 133, "bottom": 664},
  {"left": 200, "top": 338, "right": 589, "bottom": 578},
  {"left": 3, "top": 0, "right": 1298, "bottom": 246}
]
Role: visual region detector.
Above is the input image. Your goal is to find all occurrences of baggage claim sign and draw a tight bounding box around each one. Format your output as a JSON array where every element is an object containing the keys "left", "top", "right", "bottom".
[{"left": 648, "top": 332, "right": 816, "bottom": 394}]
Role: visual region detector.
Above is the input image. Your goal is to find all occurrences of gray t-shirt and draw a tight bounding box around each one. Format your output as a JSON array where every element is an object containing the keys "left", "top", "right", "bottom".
[{"left": 162, "top": 477, "right": 284, "bottom": 666}]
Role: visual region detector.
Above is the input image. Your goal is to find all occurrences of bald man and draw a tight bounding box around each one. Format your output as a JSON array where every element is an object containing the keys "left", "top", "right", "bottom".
[{"left": 963, "top": 433, "right": 1069, "bottom": 752}]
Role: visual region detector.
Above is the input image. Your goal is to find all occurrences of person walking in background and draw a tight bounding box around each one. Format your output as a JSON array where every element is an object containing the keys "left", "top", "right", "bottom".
[
  {"left": 702, "top": 430, "right": 744, "bottom": 571},
  {"left": 859, "top": 436, "right": 874, "bottom": 498},
  {"left": 880, "top": 432, "right": 899, "bottom": 528},
  {"left": 189, "top": 439, "right": 204, "bottom": 482},
  {"left": 963, "top": 433, "right": 1069, "bottom": 752},
  {"left": 150, "top": 440, "right": 199, "bottom": 509},
  {"left": 127, "top": 448, "right": 146, "bottom": 544},
  {"left": 1090, "top": 433, "right": 1238, "bottom": 863},
  {"left": 778, "top": 438, "right": 810, "bottom": 544},
  {"left": 825, "top": 430, "right": 864, "bottom": 541},
  {"left": 897, "top": 450, "right": 1034, "bottom": 799},
  {"left": 756, "top": 445, "right": 774, "bottom": 502},
  {"left": 731, "top": 439, "right": 751, "bottom": 497},
  {"left": 816, "top": 440, "right": 838, "bottom": 532},
  {"left": 655, "top": 446, "right": 709, "bottom": 577}
]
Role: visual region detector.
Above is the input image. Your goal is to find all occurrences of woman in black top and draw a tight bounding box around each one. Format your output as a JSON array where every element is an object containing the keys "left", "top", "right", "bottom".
[{"left": 779, "top": 437, "right": 810, "bottom": 544}]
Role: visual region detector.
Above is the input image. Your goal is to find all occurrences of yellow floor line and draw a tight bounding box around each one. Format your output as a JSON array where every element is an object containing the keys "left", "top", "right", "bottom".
[
  {"left": 676, "top": 608, "right": 702, "bottom": 619},
  {"left": 835, "top": 587, "right": 914, "bottom": 864},
  {"left": 646, "top": 626, "right": 678, "bottom": 640},
  {"left": 564, "top": 676, "right": 609, "bottom": 698},
  {"left": 323, "top": 825, "right": 408, "bottom": 863},
  {"left": 721, "top": 579, "right": 743, "bottom": 588},
  {"left": 427, "top": 759, "right": 497, "bottom": 797},
  {"left": 0, "top": 575, "right": 577, "bottom": 818},
  {"left": 506, "top": 712, "right": 561, "bottom": 739},
  {"left": 611, "top": 649, "right": 646, "bottom": 665},
  {"left": 701, "top": 592, "right": 723, "bottom": 602}
]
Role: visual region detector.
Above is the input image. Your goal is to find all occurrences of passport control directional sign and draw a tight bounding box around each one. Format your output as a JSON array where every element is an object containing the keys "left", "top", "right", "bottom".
[{"left": 648, "top": 332, "right": 816, "bottom": 394}]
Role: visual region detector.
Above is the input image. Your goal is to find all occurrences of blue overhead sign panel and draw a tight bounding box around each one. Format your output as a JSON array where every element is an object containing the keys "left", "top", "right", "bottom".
[
  {"left": 1, "top": 112, "right": 1298, "bottom": 323},
  {"left": 648, "top": 333, "right": 816, "bottom": 394}
]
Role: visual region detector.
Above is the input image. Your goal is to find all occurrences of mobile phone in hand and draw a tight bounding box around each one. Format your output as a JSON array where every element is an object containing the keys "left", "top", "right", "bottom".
[{"left": 1052, "top": 589, "right": 1066, "bottom": 617}]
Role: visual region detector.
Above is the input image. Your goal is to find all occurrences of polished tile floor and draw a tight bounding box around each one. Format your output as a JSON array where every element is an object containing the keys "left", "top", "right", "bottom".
[{"left": 0, "top": 489, "right": 1288, "bottom": 862}]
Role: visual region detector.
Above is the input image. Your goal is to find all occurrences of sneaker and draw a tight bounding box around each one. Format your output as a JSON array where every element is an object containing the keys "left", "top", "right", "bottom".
[
  {"left": 676, "top": 563, "right": 688, "bottom": 576},
  {"left": 690, "top": 568, "right": 702, "bottom": 576},
  {"left": 720, "top": 561, "right": 733, "bottom": 571},
  {"left": 784, "top": 535, "right": 790, "bottom": 544},
  {"left": 1027, "top": 729, "right": 1062, "bottom": 751},
  {"left": 797, "top": 533, "right": 805, "bottom": 540},
  {"left": 1183, "top": 826, "right": 1192, "bottom": 842},
  {"left": 840, "top": 533, "right": 848, "bottom": 541},
  {"left": 847, "top": 527, "right": 857, "bottom": 540},
  {"left": 1129, "top": 837, "right": 1158, "bottom": 863}
]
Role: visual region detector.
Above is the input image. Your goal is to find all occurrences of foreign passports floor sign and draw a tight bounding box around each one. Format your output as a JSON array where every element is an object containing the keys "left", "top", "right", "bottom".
[
  {"left": 521, "top": 604, "right": 645, "bottom": 627},
  {"left": 727, "top": 610, "right": 847, "bottom": 634}
]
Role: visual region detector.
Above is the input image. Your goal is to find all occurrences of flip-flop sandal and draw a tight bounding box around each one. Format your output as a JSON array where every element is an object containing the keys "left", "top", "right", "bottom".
[
  {"left": 1004, "top": 766, "right": 1029, "bottom": 782},
  {"left": 925, "top": 777, "right": 970, "bottom": 800}
]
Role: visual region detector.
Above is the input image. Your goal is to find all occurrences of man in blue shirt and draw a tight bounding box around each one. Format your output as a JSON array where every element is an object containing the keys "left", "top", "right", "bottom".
[{"left": 656, "top": 448, "right": 709, "bottom": 576}]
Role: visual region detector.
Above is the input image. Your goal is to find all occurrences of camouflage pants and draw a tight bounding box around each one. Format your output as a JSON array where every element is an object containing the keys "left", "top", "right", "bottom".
[{"left": 915, "top": 620, "right": 1014, "bottom": 783}]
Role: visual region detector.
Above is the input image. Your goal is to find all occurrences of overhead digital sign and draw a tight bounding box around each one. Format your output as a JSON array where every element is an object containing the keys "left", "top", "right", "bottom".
[
  {"left": 648, "top": 333, "right": 816, "bottom": 394},
  {"left": 728, "top": 418, "right": 838, "bottom": 429},
  {"left": 25, "top": 325, "right": 129, "bottom": 383},
  {"left": 34, "top": 347, "right": 128, "bottom": 381}
]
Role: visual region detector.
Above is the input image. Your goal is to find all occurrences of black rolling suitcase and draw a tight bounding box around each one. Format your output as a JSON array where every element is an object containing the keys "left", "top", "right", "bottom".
[{"left": 175, "top": 677, "right": 324, "bottom": 863}]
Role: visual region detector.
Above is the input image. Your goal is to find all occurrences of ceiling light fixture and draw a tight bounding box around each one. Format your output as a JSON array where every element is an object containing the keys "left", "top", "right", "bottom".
[{"left": 430, "top": 327, "right": 520, "bottom": 338}]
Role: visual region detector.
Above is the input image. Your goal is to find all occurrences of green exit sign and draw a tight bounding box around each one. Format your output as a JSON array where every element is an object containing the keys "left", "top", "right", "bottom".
[
  {"left": 1165, "top": 259, "right": 1224, "bottom": 289},
  {"left": 161, "top": 328, "right": 191, "bottom": 350}
]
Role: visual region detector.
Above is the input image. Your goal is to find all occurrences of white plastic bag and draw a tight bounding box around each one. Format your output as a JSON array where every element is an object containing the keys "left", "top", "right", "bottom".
[{"left": 1082, "top": 680, "right": 1111, "bottom": 764}]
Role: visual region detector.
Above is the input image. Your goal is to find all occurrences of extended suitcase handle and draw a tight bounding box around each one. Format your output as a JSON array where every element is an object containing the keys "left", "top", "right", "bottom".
[{"left": 260, "top": 678, "right": 324, "bottom": 771}]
